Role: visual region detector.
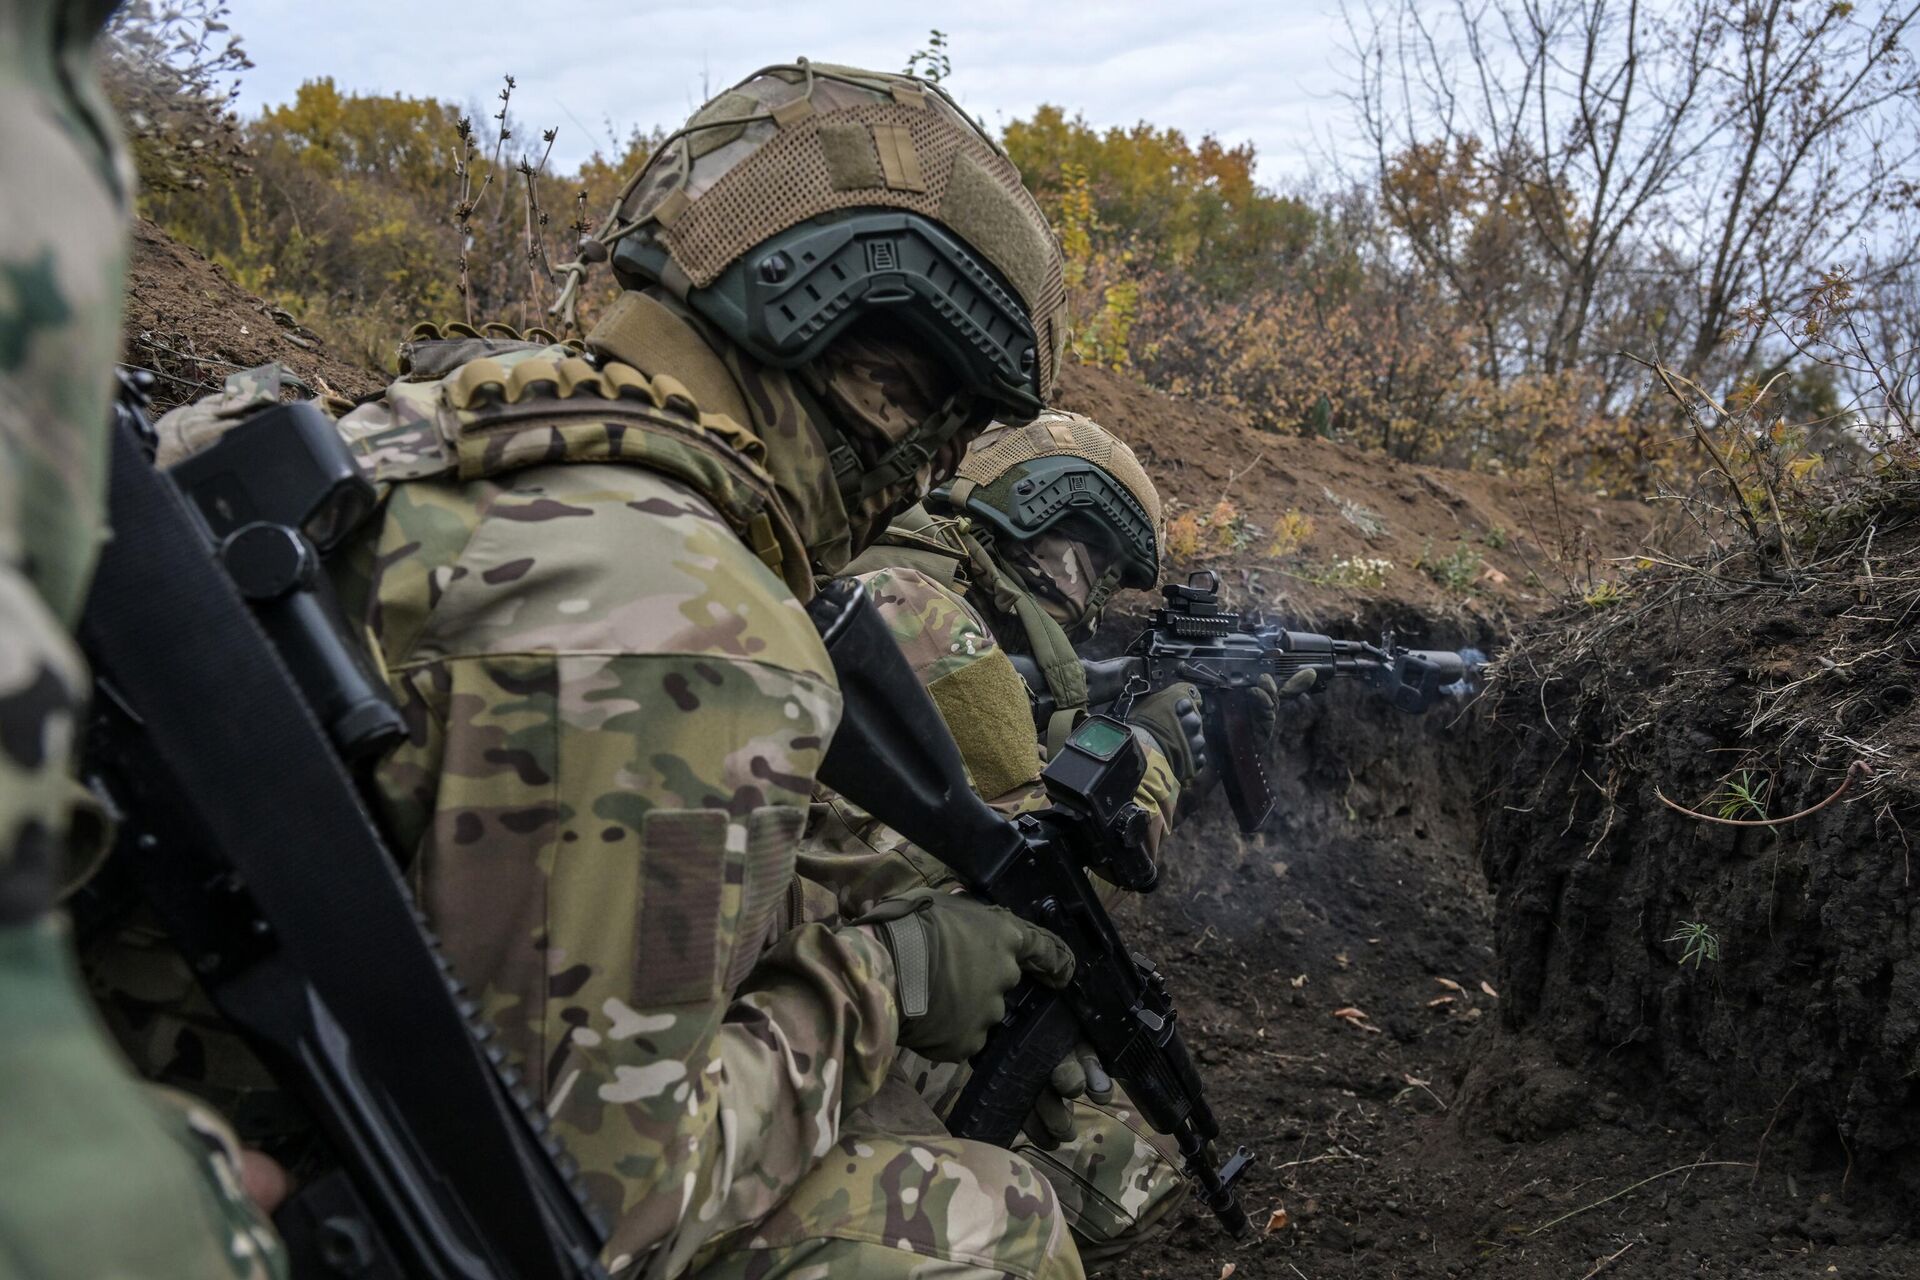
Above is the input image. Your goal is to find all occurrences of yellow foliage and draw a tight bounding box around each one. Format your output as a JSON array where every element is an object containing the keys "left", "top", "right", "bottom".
[
  {"left": 1166, "top": 512, "right": 1203, "bottom": 559},
  {"left": 1208, "top": 499, "right": 1242, "bottom": 551},
  {"left": 1266, "top": 509, "right": 1314, "bottom": 558},
  {"left": 1004, "top": 105, "right": 1317, "bottom": 295},
  {"left": 145, "top": 78, "right": 657, "bottom": 367}
]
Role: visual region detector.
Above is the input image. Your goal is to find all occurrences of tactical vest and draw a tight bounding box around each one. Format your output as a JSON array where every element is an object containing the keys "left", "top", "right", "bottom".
[
  {"left": 337, "top": 327, "right": 816, "bottom": 602},
  {"left": 157, "top": 329, "right": 818, "bottom": 607},
  {"left": 849, "top": 502, "right": 1090, "bottom": 750}
]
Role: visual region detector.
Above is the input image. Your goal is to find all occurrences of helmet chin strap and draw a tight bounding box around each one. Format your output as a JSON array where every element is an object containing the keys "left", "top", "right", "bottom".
[
  {"left": 796, "top": 370, "right": 983, "bottom": 515},
  {"left": 855, "top": 394, "right": 979, "bottom": 505},
  {"left": 1077, "top": 564, "right": 1124, "bottom": 638}
]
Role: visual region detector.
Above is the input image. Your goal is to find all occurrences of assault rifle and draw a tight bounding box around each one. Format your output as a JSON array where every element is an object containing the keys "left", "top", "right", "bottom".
[
  {"left": 1010, "top": 570, "right": 1478, "bottom": 832},
  {"left": 807, "top": 580, "right": 1253, "bottom": 1238},
  {"left": 79, "top": 374, "right": 607, "bottom": 1279}
]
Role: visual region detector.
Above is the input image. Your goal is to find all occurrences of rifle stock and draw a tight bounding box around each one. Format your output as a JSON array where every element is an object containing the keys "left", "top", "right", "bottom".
[{"left": 1005, "top": 653, "right": 1142, "bottom": 727}]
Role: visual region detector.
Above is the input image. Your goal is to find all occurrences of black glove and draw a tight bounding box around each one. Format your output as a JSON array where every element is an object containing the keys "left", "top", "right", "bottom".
[{"left": 1129, "top": 680, "right": 1206, "bottom": 786}]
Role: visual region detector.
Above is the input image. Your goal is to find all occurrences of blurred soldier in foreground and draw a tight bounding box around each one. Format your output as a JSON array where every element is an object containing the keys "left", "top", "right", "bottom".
[{"left": 0, "top": 0, "right": 283, "bottom": 1273}]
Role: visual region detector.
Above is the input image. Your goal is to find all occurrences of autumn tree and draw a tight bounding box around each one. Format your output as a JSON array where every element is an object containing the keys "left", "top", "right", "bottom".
[
  {"left": 144, "top": 78, "right": 655, "bottom": 366},
  {"left": 1349, "top": 0, "right": 1920, "bottom": 396},
  {"left": 1003, "top": 106, "right": 1321, "bottom": 296}
]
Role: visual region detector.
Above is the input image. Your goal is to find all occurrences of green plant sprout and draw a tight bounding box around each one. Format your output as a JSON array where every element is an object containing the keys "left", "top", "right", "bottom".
[
  {"left": 1581, "top": 580, "right": 1627, "bottom": 609},
  {"left": 1666, "top": 920, "right": 1721, "bottom": 968},
  {"left": 1710, "top": 770, "right": 1770, "bottom": 821},
  {"left": 1417, "top": 539, "right": 1483, "bottom": 594}
]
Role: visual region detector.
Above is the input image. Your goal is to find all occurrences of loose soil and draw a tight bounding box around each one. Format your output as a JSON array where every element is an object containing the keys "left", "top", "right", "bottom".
[
  {"left": 1056, "top": 362, "right": 1652, "bottom": 639},
  {"left": 128, "top": 222, "right": 1918, "bottom": 1277},
  {"left": 123, "top": 217, "right": 382, "bottom": 412}
]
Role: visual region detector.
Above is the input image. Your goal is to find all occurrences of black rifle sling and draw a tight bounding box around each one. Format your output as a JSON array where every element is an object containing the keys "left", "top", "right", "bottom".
[{"left": 81, "top": 416, "right": 602, "bottom": 1280}]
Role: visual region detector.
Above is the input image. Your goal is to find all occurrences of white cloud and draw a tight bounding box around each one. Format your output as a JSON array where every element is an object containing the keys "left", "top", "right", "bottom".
[{"left": 226, "top": 0, "right": 1364, "bottom": 183}]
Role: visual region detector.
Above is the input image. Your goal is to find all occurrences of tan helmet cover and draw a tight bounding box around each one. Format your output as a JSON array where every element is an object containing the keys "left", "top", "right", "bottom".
[
  {"left": 957, "top": 410, "right": 1166, "bottom": 555},
  {"left": 606, "top": 61, "right": 1068, "bottom": 402}
]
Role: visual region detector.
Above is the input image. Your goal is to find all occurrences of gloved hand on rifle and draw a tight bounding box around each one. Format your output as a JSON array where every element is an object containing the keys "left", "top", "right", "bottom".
[
  {"left": 853, "top": 887, "right": 1075, "bottom": 1063},
  {"left": 1023, "top": 1043, "right": 1113, "bottom": 1150},
  {"left": 1129, "top": 681, "right": 1207, "bottom": 787},
  {"left": 1248, "top": 668, "right": 1317, "bottom": 747},
  {"left": 1139, "top": 671, "right": 1318, "bottom": 822}
]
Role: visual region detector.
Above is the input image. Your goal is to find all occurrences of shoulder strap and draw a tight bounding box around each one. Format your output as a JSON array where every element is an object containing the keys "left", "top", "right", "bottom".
[
  {"left": 958, "top": 530, "right": 1088, "bottom": 714},
  {"left": 81, "top": 413, "right": 605, "bottom": 1280},
  {"left": 585, "top": 290, "right": 753, "bottom": 428}
]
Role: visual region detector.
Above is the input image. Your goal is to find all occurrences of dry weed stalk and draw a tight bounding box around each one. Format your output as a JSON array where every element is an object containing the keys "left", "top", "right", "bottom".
[
  {"left": 519, "top": 127, "right": 560, "bottom": 328},
  {"left": 452, "top": 76, "right": 518, "bottom": 326}
]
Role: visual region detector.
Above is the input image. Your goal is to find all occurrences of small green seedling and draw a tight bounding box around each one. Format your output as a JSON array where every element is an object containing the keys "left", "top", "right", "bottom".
[
  {"left": 1710, "top": 770, "right": 1770, "bottom": 821},
  {"left": 1581, "top": 580, "right": 1627, "bottom": 609},
  {"left": 1666, "top": 920, "right": 1721, "bottom": 968}
]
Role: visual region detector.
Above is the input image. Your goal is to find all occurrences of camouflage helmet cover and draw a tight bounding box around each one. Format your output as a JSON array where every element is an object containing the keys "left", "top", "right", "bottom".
[
  {"left": 604, "top": 61, "right": 1068, "bottom": 415},
  {"left": 942, "top": 410, "right": 1165, "bottom": 592}
]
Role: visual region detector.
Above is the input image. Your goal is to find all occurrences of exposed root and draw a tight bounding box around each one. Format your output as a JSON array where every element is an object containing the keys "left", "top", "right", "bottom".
[
  {"left": 1655, "top": 760, "right": 1873, "bottom": 827},
  {"left": 1525, "top": 1161, "right": 1754, "bottom": 1238}
]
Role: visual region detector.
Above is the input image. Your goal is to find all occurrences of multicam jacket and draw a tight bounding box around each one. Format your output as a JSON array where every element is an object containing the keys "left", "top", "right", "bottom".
[
  {"left": 803, "top": 510, "right": 1180, "bottom": 917},
  {"left": 331, "top": 339, "right": 905, "bottom": 1276}
]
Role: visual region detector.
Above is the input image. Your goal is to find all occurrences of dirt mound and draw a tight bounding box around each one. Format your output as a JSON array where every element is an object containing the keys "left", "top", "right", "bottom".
[
  {"left": 123, "top": 217, "right": 382, "bottom": 412},
  {"left": 1057, "top": 362, "right": 1652, "bottom": 642}
]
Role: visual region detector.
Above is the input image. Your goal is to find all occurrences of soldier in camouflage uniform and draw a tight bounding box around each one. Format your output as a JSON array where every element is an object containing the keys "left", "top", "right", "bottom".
[
  {"left": 0, "top": 0, "right": 284, "bottom": 1273},
  {"left": 804, "top": 410, "right": 1211, "bottom": 1265},
  {"left": 99, "top": 60, "right": 1092, "bottom": 1280}
]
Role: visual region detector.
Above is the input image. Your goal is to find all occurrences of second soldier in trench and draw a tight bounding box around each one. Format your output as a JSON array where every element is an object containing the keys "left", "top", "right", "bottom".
[{"left": 799, "top": 409, "right": 1297, "bottom": 1265}]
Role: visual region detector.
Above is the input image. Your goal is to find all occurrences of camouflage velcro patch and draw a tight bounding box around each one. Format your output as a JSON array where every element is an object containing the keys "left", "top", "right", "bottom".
[
  {"left": 723, "top": 805, "right": 806, "bottom": 991},
  {"left": 636, "top": 808, "right": 730, "bottom": 1006}
]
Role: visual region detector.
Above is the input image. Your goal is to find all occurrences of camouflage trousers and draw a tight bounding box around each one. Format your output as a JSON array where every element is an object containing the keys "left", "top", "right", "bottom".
[
  {"left": 688, "top": 1080, "right": 1083, "bottom": 1280},
  {"left": 792, "top": 860, "right": 1188, "bottom": 1263},
  {"left": 793, "top": 834, "right": 1189, "bottom": 1264},
  {"left": 1015, "top": 1096, "right": 1188, "bottom": 1267},
  {"left": 900, "top": 1054, "right": 1191, "bottom": 1267}
]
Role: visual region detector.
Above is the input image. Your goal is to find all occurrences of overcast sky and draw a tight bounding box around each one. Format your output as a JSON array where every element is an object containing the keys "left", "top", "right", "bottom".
[{"left": 227, "top": 0, "right": 1362, "bottom": 185}]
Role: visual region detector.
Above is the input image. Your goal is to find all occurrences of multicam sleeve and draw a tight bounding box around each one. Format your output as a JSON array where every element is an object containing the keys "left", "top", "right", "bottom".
[
  {"left": 0, "top": 570, "right": 285, "bottom": 1278},
  {"left": 365, "top": 464, "right": 901, "bottom": 1274},
  {"left": 0, "top": 566, "right": 85, "bottom": 920},
  {"left": 855, "top": 566, "right": 1045, "bottom": 805}
]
